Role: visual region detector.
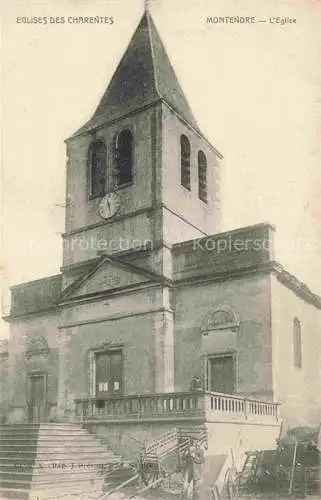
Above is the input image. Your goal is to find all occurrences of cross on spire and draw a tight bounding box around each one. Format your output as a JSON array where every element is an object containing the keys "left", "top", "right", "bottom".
[{"left": 144, "top": 0, "right": 150, "bottom": 11}]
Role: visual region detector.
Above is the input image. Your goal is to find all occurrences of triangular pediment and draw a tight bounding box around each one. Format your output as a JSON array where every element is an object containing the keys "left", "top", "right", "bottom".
[{"left": 60, "top": 256, "right": 160, "bottom": 301}]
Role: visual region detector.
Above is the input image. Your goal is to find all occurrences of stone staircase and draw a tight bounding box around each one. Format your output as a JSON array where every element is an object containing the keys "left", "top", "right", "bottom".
[{"left": 0, "top": 423, "right": 123, "bottom": 500}]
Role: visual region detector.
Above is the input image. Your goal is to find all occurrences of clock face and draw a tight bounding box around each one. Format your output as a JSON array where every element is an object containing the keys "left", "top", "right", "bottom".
[{"left": 99, "top": 193, "right": 121, "bottom": 219}]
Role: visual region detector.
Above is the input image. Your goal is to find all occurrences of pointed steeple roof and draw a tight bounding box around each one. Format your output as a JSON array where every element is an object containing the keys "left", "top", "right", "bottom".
[{"left": 72, "top": 11, "right": 200, "bottom": 137}]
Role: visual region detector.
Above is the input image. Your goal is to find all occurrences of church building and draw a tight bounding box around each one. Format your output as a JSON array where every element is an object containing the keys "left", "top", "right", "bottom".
[{"left": 2, "top": 10, "right": 321, "bottom": 434}]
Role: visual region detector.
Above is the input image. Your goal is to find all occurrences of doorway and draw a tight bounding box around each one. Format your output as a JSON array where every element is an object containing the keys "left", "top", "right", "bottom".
[
  {"left": 28, "top": 373, "right": 47, "bottom": 423},
  {"left": 95, "top": 349, "right": 123, "bottom": 396},
  {"left": 207, "top": 354, "right": 235, "bottom": 394}
]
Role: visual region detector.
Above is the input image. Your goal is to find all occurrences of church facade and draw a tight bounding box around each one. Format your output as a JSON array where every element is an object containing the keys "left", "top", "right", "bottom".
[{"left": 3, "top": 11, "right": 321, "bottom": 431}]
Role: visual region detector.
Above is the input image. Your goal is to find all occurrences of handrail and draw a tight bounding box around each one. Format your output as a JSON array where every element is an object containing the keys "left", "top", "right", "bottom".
[{"left": 75, "top": 390, "right": 280, "bottom": 424}]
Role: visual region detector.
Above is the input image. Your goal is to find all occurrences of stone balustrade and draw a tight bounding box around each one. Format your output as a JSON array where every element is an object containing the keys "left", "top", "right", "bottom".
[{"left": 75, "top": 391, "right": 279, "bottom": 425}]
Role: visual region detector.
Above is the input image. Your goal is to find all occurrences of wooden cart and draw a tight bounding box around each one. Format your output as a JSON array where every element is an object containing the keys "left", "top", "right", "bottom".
[
  {"left": 237, "top": 440, "right": 320, "bottom": 497},
  {"left": 102, "top": 427, "right": 208, "bottom": 499}
]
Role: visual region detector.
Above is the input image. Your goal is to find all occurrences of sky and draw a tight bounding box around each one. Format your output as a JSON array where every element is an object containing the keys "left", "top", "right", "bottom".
[{"left": 1, "top": 0, "right": 321, "bottom": 337}]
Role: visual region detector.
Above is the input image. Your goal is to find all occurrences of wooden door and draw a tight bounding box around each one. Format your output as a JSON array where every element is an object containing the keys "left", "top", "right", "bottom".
[
  {"left": 95, "top": 350, "right": 123, "bottom": 396},
  {"left": 28, "top": 374, "right": 46, "bottom": 422},
  {"left": 208, "top": 355, "right": 235, "bottom": 394}
]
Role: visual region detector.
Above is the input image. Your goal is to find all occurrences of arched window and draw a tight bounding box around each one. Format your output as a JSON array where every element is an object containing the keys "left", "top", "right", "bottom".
[
  {"left": 114, "top": 129, "right": 133, "bottom": 187},
  {"left": 88, "top": 139, "right": 106, "bottom": 198},
  {"left": 180, "top": 135, "right": 191, "bottom": 190},
  {"left": 293, "top": 318, "right": 302, "bottom": 368},
  {"left": 198, "top": 150, "right": 207, "bottom": 203}
]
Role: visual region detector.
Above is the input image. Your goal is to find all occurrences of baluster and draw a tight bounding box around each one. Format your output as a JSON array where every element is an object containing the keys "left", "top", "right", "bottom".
[
  {"left": 138, "top": 395, "right": 143, "bottom": 415},
  {"left": 133, "top": 396, "right": 138, "bottom": 414},
  {"left": 155, "top": 395, "right": 160, "bottom": 413}
]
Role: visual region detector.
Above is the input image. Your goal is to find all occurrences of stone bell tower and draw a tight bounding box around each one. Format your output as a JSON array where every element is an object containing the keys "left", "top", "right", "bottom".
[{"left": 62, "top": 8, "right": 222, "bottom": 286}]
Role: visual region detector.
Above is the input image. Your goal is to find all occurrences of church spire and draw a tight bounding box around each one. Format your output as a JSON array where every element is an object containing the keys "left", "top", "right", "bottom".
[{"left": 71, "top": 7, "right": 200, "bottom": 138}]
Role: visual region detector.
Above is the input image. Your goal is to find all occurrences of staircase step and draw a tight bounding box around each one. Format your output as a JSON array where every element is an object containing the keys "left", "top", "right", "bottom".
[
  {"left": 0, "top": 430, "right": 87, "bottom": 436},
  {"left": 0, "top": 443, "right": 109, "bottom": 450},
  {"left": 0, "top": 455, "right": 118, "bottom": 464},
  {"left": 0, "top": 424, "right": 121, "bottom": 498},
  {"left": 0, "top": 475, "right": 103, "bottom": 488},
  {"left": 0, "top": 450, "right": 118, "bottom": 463},
  {"left": 0, "top": 488, "right": 30, "bottom": 500},
  {"left": 0, "top": 425, "right": 84, "bottom": 432},
  {"left": 0, "top": 470, "right": 103, "bottom": 480},
  {"left": 0, "top": 462, "right": 119, "bottom": 472},
  {"left": 0, "top": 438, "right": 103, "bottom": 447}
]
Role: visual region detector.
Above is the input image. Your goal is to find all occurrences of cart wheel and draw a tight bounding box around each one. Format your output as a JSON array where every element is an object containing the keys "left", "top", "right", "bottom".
[
  {"left": 141, "top": 462, "right": 164, "bottom": 486},
  {"left": 225, "top": 467, "right": 239, "bottom": 500}
]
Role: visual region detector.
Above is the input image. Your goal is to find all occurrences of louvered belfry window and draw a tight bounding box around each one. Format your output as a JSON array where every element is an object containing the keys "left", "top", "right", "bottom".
[
  {"left": 180, "top": 135, "right": 191, "bottom": 190},
  {"left": 198, "top": 150, "right": 207, "bottom": 203},
  {"left": 88, "top": 139, "right": 106, "bottom": 198},
  {"left": 114, "top": 129, "right": 133, "bottom": 187}
]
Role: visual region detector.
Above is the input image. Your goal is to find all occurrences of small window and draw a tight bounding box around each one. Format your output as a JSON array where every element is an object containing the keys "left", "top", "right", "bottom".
[
  {"left": 198, "top": 150, "right": 207, "bottom": 203},
  {"left": 180, "top": 135, "right": 191, "bottom": 190},
  {"left": 293, "top": 318, "right": 302, "bottom": 368},
  {"left": 88, "top": 139, "right": 106, "bottom": 198},
  {"left": 114, "top": 129, "right": 133, "bottom": 187}
]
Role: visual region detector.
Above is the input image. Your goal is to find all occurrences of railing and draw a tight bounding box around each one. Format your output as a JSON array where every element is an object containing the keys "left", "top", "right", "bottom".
[
  {"left": 75, "top": 391, "right": 279, "bottom": 425},
  {"left": 75, "top": 392, "right": 202, "bottom": 420},
  {"left": 204, "top": 392, "right": 279, "bottom": 422}
]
